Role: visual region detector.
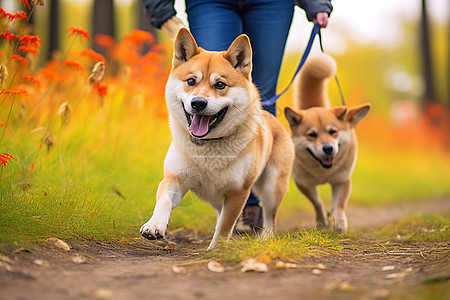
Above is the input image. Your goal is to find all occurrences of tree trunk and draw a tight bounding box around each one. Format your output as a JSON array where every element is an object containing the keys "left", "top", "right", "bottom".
[
  {"left": 47, "top": 0, "right": 59, "bottom": 61},
  {"left": 92, "top": 0, "right": 116, "bottom": 57},
  {"left": 420, "top": 0, "right": 435, "bottom": 106}
]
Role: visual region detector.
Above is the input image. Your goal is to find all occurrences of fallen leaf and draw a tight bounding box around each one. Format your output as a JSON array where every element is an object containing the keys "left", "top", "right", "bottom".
[
  {"left": 256, "top": 256, "right": 272, "bottom": 264},
  {"left": 0, "top": 261, "right": 12, "bottom": 271},
  {"left": 275, "top": 261, "right": 297, "bottom": 269},
  {"left": 240, "top": 262, "right": 268, "bottom": 273},
  {"left": 33, "top": 259, "right": 49, "bottom": 267},
  {"left": 0, "top": 255, "right": 12, "bottom": 264},
  {"left": 312, "top": 269, "right": 322, "bottom": 275},
  {"left": 382, "top": 265, "right": 396, "bottom": 271},
  {"left": 338, "top": 282, "right": 356, "bottom": 292},
  {"left": 72, "top": 254, "right": 86, "bottom": 264},
  {"left": 207, "top": 261, "right": 225, "bottom": 273},
  {"left": 93, "top": 288, "right": 113, "bottom": 299},
  {"left": 46, "top": 238, "right": 71, "bottom": 251},
  {"left": 171, "top": 265, "right": 187, "bottom": 274},
  {"left": 385, "top": 272, "right": 406, "bottom": 280}
]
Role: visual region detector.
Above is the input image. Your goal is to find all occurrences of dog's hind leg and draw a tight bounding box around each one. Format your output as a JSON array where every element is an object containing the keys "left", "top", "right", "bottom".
[
  {"left": 140, "top": 175, "right": 188, "bottom": 240},
  {"left": 331, "top": 178, "right": 352, "bottom": 233},
  {"left": 295, "top": 182, "right": 329, "bottom": 230},
  {"left": 207, "top": 189, "right": 250, "bottom": 250},
  {"left": 253, "top": 165, "right": 291, "bottom": 240}
]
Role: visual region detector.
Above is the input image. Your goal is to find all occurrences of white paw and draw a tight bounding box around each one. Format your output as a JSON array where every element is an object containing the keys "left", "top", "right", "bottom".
[{"left": 140, "top": 218, "right": 168, "bottom": 240}]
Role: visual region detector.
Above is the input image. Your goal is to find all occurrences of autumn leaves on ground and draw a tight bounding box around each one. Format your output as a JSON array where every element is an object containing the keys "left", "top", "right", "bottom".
[{"left": 0, "top": 2, "right": 449, "bottom": 299}]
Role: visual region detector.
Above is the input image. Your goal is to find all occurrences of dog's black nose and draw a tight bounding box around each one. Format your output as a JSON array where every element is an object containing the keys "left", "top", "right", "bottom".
[
  {"left": 191, "top": 97, "right": 208, "bottom": 112},
  {"left": 323, "top": 144, "right": 334, "bottom": 155}
]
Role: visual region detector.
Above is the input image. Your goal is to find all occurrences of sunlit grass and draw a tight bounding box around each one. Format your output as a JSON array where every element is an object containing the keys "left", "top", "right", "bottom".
[{"left": 208, "top": 229, "right": 342, "bottom": 264}]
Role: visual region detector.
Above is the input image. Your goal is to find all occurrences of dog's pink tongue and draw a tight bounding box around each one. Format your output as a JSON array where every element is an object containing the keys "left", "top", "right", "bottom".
[
  {"left": 190, "top": 115, "right": 211, "bottom": 137},
  {"left": 321, "top": 157, "right": 333, "bottom": 167}
]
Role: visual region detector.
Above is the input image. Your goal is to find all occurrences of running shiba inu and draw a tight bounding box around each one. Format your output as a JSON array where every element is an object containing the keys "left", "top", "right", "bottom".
[
  {"left": 284, "top": 53, "right": 370, "bottom": 233},
  {"left": 140, "top": 28, "right": 295, "bottom": 250}
]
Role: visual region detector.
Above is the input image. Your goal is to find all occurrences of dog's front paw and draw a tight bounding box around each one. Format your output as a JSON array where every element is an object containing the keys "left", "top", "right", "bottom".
[{"left": 140, "top": 219, "right": 167, "bottom": 240}]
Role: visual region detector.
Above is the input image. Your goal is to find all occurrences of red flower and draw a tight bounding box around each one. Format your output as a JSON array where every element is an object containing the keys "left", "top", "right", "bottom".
[
  {"left": 0, "top": 122, "right": 7, "bottom": 127},
  {"left": 66, "top": 27, "right": 90, "bottom": 42},
  {"left": 23, "top": 75, "right": 40, "bottom": 85},
  {"left": 0, "top": 153, "right": 13, "bottom": 166},
  {"left": 92, "top": 82, "right": 107, "bottom": 97},
  {"left": 21, "top": 0, "right": 31, "bottom": 9},
  {"left": 80, "top": 49, "right": 105, "bottom": 62},
  {"left": 62, "top": 59, "right": 84, "bottom": 71},
  {"left": 20, "top": 35, "right": 42, "bottom": 48},
  {"left": 0, "top": 30, "right": 19, "bottom": 42},
  {"left": 0, "top": 9, "right": 27, "bottom": 21},
  {"left": 11, "top": 54, "right": 29, "bottom": 65},
  {"left": 0, "top": 89, "right": 28, "bottom": 96},
  {"left": 18, "top": 46, "right": 39, "bottom": 55}
]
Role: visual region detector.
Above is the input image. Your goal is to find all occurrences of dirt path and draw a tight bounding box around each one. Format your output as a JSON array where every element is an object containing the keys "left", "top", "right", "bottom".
[{"left": 1, "top": 199, "right": 449, "bottom": 300}]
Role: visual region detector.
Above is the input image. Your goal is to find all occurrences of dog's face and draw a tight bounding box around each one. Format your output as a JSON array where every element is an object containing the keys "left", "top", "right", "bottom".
[
  {"left": 285, "top": 104, "right": 370, "bottom": 169},
  {"left": 165, "top": 28, "right": 255, "bottom": 139}
]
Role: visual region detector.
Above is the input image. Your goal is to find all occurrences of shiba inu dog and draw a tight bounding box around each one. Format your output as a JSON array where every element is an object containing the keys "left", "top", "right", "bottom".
[
  {"left": 140, "top": 28, "right": 295, "bottom": 250},
  {"left": 284, "top": 53, "right": 370, "bottom": 233}
]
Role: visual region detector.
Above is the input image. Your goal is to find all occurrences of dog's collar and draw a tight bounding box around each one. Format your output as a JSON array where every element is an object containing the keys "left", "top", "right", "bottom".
[{"left": 190, "top": 135, "right": 224, "bottom": 146}]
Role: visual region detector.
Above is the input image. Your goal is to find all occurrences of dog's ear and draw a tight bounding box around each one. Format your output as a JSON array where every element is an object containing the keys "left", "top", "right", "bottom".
[
  {"left": 332, "top": 106, "right": 347, "bottom": 121},
  {"left": 224, "top": 35, "right": 252, "bottom": 78},
  {"left": 173, "top": 28, "right": 200, "bottom": 67},
  {"left": 284, "top": 107, "right": 303, "bottom": 128},
  {"left": 346, "top": 103, "right": 371, "bottom": 125}
]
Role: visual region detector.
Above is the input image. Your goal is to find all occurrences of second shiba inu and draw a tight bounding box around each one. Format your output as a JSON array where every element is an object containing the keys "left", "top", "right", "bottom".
[
  {"left": 140, "top": 28, "right": 295, "bottom": 249},
  {"left": 284, "top": 53, "right": 370, "bottom": 233}
]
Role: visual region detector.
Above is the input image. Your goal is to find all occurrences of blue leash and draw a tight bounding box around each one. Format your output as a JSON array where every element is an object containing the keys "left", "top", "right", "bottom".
[{"left": 263, "top": 22, "right": 345, "bottom": 107}]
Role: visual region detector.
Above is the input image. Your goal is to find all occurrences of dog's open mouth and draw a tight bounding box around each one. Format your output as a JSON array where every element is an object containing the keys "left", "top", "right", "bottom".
[
  {"left": 183, "top": 105, "right": 228, "bottom": 138},
  {"left": 307, "top": 148, "right": 333, "bottom": 169}
]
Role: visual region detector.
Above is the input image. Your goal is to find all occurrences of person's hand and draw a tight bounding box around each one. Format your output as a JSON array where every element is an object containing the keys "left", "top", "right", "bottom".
[
  {"left": 313, "top": 12, "right": 328, "bottom": 28},
  {"left": 161, "top": 16, "right": 187, "bottom": 40}
]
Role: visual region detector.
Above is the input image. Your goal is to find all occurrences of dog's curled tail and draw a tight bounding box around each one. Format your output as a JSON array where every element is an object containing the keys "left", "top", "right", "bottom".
[{"left": 293, "top": 53, "right": 337, "bottom": 110}]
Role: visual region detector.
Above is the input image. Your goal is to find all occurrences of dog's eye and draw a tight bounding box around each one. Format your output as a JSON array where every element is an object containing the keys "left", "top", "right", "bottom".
[
  {"left": 307, "top": 132, "right": 317, "bottom": 138},
  {"left": 214, "top": 81, "right": 227, "bottom": 90},
  {"left": 186, "top": 78, "right": 196, "bottom": 86},
  {"left": 329, "top": 129, "right": 337, "bottom": 135}
]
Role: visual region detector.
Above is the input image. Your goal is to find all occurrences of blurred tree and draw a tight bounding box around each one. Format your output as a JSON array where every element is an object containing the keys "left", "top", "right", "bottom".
[
  {"left": 92, "top": 0, "right": 116, "bottom": 58},
  {"left": 420, "top": 0, "right": 436, "bottom": 106},
  {"left": 47, "top": 0, "right": 59, "bottom": 61}
]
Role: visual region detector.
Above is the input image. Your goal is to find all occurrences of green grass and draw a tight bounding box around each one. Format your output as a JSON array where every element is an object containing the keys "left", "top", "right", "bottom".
[{"left": 208, "top": 229, "right": 343, "bottom": 264}]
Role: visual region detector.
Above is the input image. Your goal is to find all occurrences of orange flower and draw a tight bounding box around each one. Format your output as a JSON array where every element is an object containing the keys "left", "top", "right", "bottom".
[
  {"left": 18, "top": 46, "right": 39, "bottom": 55},
  {"left": 123, "top": 30, "right": 154, "bottom": 45},
  {"left": 92, "top": 82, "right": 107, "bottom": 97},
  {"left": 66, "top": 27, "right": 90, "bottom": 42},
  {"left": 11, "top": 54, "right": 29, "bottom": 65},
  {"left": 94, "top": 34, "right": 115, "bottom": 48},
  {"left": 80, "top": 49, "right": 106, "bottom": 62},
  {"left": 0, "top": 89, "right": 28, "bottom": 96},
  {"left": 23, "top": 75, "right": 40, "bottom": 85},
  {"left": 0, "top": 153, "right": 13, "bottom": 167},
  {"left": 0, "top": 30, "right": 19, "bottom": 41},
  {"left": 20, "top": 35, "right": 42, "bottom": 48},
  {"left": 62, "top": 59, "right": 84, "bottom": 71}
]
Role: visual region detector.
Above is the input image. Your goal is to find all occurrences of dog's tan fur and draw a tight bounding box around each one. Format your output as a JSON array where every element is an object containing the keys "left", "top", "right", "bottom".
[
  {"left": 284, "top": 53, "right": 370, "bottom": 233},
  {"left": 140, "top": 28, "right": 294, "bottom": 249}
]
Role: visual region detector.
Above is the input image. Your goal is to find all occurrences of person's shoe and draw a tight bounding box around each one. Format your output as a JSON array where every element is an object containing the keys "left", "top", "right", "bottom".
[{"left": 234, "top": 204, "right": 263, "bottom": 234}]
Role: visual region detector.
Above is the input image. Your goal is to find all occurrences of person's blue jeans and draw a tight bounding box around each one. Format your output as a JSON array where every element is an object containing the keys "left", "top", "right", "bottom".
[{"left": 186, "top": 0, "right": 294, "bottom": 205}]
